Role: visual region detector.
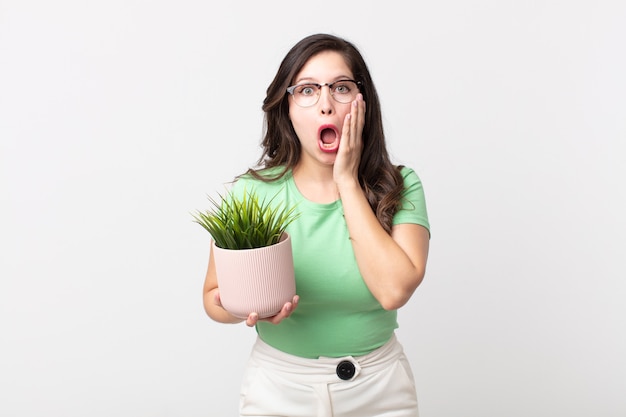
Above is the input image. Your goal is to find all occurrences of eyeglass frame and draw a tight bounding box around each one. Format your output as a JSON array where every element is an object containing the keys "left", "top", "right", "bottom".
[{"left": 286, "top": 79, "right": 363, "bottom": 107}]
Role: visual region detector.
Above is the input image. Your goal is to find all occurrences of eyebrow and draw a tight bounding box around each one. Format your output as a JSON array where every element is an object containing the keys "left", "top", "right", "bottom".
[{"left": 293, "top": 75, "right": 354, "bottom": 85}]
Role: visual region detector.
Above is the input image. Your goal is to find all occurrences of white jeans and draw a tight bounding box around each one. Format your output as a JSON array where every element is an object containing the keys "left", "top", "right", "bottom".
[{"left": 239, "top": 334, "right": 419, "bottom": 417}]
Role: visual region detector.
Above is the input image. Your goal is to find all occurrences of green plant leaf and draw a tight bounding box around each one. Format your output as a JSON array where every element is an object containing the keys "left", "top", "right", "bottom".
[{"left": 192, "top": 187, "right": 300, "bottom": 250}]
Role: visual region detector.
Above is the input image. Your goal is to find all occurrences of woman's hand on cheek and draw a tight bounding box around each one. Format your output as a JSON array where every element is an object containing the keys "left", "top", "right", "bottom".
[{"left": 334, "top": 94, "right": 366, "bottom": 186}]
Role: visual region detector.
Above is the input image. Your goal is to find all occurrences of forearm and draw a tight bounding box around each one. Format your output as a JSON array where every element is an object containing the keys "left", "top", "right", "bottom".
[
  {"left": 339, "top": 181, "right": 425, "bottom": 310},
  {"left": 203, "top": 287, "right": 244, "bottom": 324}
]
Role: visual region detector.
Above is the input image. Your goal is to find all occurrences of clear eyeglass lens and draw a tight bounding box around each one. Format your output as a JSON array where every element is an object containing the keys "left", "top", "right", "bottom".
[{"left": 292, "top": 81, "right": 358, "bottom": 107}]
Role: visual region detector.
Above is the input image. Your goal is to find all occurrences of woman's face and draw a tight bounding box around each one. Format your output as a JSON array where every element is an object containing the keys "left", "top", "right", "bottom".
[{"left": 288, "top": 51, "right": 357, "bottom": 169}]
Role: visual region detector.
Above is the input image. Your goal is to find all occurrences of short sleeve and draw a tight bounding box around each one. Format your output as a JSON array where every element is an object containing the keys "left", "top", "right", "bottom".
[{"left": 392, "top": 167, "right": 430, "bottom": 235}]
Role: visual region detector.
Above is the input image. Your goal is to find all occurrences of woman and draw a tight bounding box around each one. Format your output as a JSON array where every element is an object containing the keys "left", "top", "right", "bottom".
[{"left": 203, "top": 33, "right": 430, "bottom": 416}]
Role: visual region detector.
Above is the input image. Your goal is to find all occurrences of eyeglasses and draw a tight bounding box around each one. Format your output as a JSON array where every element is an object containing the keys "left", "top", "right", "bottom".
[{"left": 286, "top": 79, "right": 362, "bottom": 107}]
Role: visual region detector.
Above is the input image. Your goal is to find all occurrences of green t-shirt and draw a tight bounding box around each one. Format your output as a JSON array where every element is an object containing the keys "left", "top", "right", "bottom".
[{"left": 230, "top": 166, "right": 430, "bottom": 358}]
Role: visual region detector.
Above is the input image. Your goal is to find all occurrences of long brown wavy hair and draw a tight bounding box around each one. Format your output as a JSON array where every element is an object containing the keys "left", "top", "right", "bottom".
[{"left": 245, "top": 33, "right": 405, "bottom": 234}]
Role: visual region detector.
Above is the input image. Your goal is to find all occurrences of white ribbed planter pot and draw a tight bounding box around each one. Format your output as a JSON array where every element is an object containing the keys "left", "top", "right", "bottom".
[{"left": 213, "top": 233, "right": 296, "bottom": 319}]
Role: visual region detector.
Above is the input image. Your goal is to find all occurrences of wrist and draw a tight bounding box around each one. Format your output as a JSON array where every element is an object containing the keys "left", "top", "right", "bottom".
[{"left": 336, "top": 177, "right": 361, "bottom": 195}]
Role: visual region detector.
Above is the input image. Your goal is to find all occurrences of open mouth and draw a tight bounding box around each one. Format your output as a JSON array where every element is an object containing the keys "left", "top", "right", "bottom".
[{"left": 318, "top": 125, "right": 339, "bottom": 153}]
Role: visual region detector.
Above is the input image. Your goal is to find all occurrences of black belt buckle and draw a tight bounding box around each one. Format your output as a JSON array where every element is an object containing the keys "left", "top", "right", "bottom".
[{"left": 336, "top": 360, "right": 356, "bottom": 380}]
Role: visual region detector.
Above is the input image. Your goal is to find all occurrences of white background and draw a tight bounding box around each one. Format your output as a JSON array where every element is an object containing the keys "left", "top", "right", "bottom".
[{"left": 1, "top": 1, "right": 625, "bottom": 416}]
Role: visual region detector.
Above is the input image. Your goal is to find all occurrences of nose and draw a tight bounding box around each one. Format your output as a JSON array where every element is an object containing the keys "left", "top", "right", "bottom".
[{"left": 318, "top": 85, "right": 334, "bottom": 115}]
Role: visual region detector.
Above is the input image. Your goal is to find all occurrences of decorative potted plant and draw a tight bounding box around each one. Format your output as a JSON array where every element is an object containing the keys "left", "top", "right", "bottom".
[{"left": 193, "top": 188, "right": 299, "bottom": 319}]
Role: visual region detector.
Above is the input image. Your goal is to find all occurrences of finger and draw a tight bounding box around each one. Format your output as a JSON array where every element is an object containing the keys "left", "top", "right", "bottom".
[
  {"left": 279, "top": 301, "right": 293, "bottom": 319},
  {"left": 353, "top": 94, "right": 365, "bottom": 140},
  {"left": 357, "top": 94, "right": 366, "bottom": 133},
  {"left": 348, "top": 97, "right": 363, "bottom": 147},
  {"left": 246, "top": 312, "right": 258, "bottom": 327},
  {"left": 349, "top": 99, "right": 359, "bottom": 145},
  {"left": 267, "top": 301, "right": 293, "bottom": 325},
  {"left": 342, "top": 112, "right": 351, "bottom": 144}
]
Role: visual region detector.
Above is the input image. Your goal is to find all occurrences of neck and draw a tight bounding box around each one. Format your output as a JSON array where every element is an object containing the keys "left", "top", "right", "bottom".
[{"left": 292, "top": 164, "right": 339, "bottom": 204}]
